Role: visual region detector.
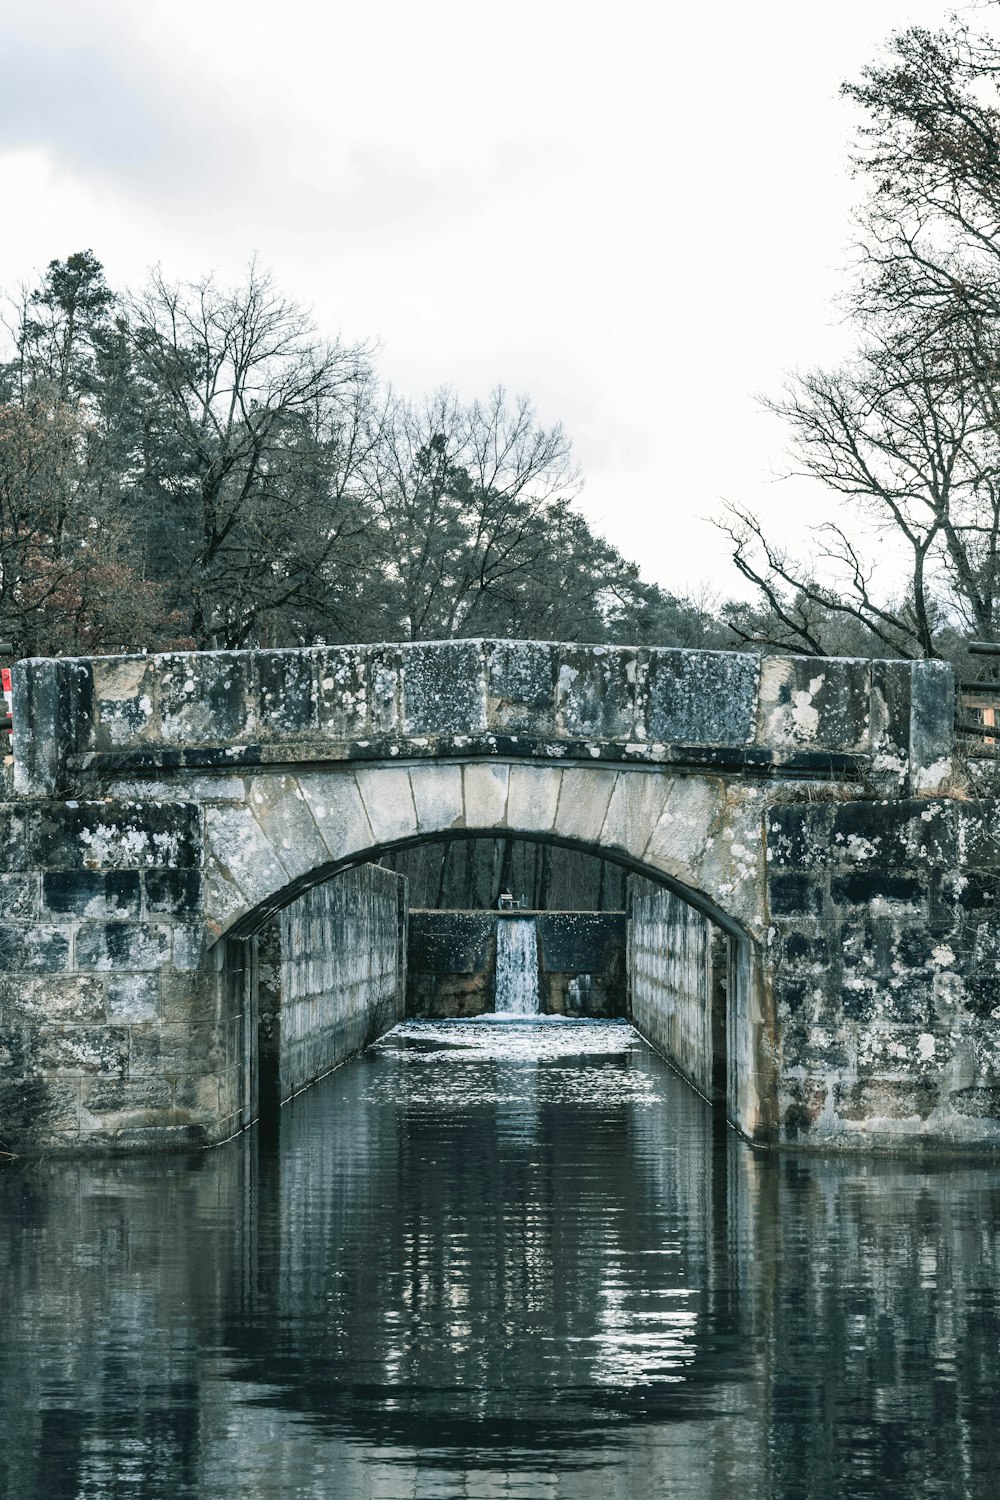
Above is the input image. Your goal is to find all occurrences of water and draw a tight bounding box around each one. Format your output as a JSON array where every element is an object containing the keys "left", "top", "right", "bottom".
[
  {"left": 2, "top": 1018, "right": 1000, "bottom": 1499},
  {"left": 494, "top": 917, "right": 540, "bottom": 1014}
]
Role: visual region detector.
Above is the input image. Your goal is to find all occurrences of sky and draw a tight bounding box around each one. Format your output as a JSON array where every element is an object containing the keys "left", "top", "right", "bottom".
[{"left": 0, "top": 0, "right": 971, "bottom": 604}]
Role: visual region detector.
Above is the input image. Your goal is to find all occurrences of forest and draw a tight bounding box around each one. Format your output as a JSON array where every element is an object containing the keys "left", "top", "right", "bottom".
[{"left": 0, "top": 250, "right": 729, "bottom": 658}]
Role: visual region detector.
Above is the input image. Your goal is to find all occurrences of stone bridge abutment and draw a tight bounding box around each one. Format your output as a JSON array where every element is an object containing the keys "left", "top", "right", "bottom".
[{"left": 1, "top": 638, "right": 997, "bottom": 1157}]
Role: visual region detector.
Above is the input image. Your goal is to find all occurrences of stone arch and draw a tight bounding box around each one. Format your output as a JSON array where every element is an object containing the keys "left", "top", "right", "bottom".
[
  {"left": 201, "top": 758, "right": 774, "bottom": 1138},
  {"left": 204, "top": 761, "right": 770, "bottom": 941}
]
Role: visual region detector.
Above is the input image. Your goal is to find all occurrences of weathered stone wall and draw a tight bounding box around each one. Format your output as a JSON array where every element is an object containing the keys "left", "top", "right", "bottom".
[
  {"left": 627, "top": 877, "right": 723, "bottom": 1100},
  {"left": 767, "top": 798, "right": 1000, "bottom": 1150},
  {"left": 380, "top": 837, "right": 628, "bottom": 910},
  {"left": 406, "top": 911, "right": 626, "bottom": 1017},
  {"left": 12, "top": 641, "right": 955, "bottom": 799},
  {"left": 262, "top": 864, "right": 406, "bottom": 1104},
  {"left": 0, "top": 800, "right": 233, "bottom": 1155}
]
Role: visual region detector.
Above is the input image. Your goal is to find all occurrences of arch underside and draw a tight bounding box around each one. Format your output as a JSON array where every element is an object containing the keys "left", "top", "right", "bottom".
[{"left": 228, "top": 830, "right": 749, "bottom": 942}]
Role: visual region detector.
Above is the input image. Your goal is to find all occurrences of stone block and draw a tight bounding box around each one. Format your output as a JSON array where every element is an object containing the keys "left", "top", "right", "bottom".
[
  {"left": 254, "top": 650, "right": 317, "bottom": 739},
  {"left": 143, "top": 868, "right": 203, "bottom": 916},
  {"left": 12, "top": 659, "right": 66, "bottom": 796},
  {"left": 601, "top": 770, "right": 670, "bottom": 855},
  {"left": 957, "top": 806, "right": 1000, "bottom": 869},
  {"left": 402, "top": 641, "right": 486, "bottom": 736},
  {"left": 0, "top": 873, "right": 38, "bottom": 920},
  {"left": 768, "top": 872, "right": 827, "bottom": 917},
  {"left": 204, "top": 804, "right": 289, "bottom": 907},
  {"left": 171, "top": 924, "right": 208, "bottom": 972},
  {"left": 0, "top": 807, "right": 29, "bottom": 872},
  {"left": 161, "top": 970, "right": 216, "bottom": 1023},
  {"left": 834, "top": 1078, "right": 939, "bottom": 1121},
  {"left": 30, "top": 801, "right": 201, "bottom": 873},
  {"left": 831, "top": 872, "right": 926, "bottom": 910},
  {"left": 909, "top": 658, "right": 954, "bottom": 795},
  {"left": 957, "top": 871, "right": 1000, "bottom": 911},
  {"left": 41, "top": 1025, "right": 128, "bottom": 1076},
  {"left": 856, "top": 1025, "right": 948, "bottom": 1077},
  {"left": 799, "top": 1026, "right": 852, "bottom": 1070},
  {"left": 870, "top": 660, "right": 911, "bottom": 791},
  {"left": 409, "top": 763, "right": 464, "bottom": 834},
  {"left": 0, "top": 1070, "right": 81, "bottom": 1142},
  {"left": 840, "top": 914, "right": 897, "bottom": 979},
  {"left": 780, "top": 929, "right": 835, "bottom": 970},
  {"left": 75, "top": 921, "right": 172, "bottom": 972},
  {"left": 555, "top": 645, "right": 640, "bottom": 740},
  {"left": 780, "top": 1080, "right": 829, "bottom": 1139},
  {"left": 645, "top": 649, "right": 757, "bottom": 745},
  {"left": 0, "top": 924, "right": 71, "bottom": 973},
  {"left": 757, "top": 655, "right": 870, "bottom": 751},
  {"left": 245, "top": 775, "right": 328, "bottom": 880},
  {"left": 776, "top": 977, "right": 819, "bottom": 1019},
  {"left": 553, "top": 767, "right": 617, "bottom": 845},
  {"left": 485, "top": 641, "right": 557, "bottom": 733},
  {"left": 14, "top": 658, "right": 95, "bottom": 797},
  {"left": 129, "top": 1023, "right": 212, "bottom": 1077},
  {"left": 93, "top": 656, "right": 159, "bottom": 748},
  {"left": 959, "top": 971, "right": 1000, "bottom": 1018},
  {"left": 203, "top": 859, "right": 251, "bottom": 932},
  {"left": 314, "top": 647, "right": 369, "bottom": 739},
  {"left": 642, "top": 777, "right": 725, "bottom": 877},
  {"left": 42, "top": 870, "right": 141, "bottom": 920},
  {"left": 876, "top": 977, "right": 935, "bottom": 1027},
  {"left": 106, "top": 973, "right": 161, "bottom": 1023},
  {"left": 462, "top": 763, "right": 509, "bottom": 829},
  {"left": 506, "top": 765, "right": 562, "bottom": 833},
  {"left": 829, "top": 799, "right": 956, "bottom": 870},
  {"left": 949, "top": 1085, "right": 1000, "bottom": 1119},
  {"left": 172, "top": 1073, "right": 221, "bottom": 1117},
  {"left": 80, "top": 1075, "right": 173, "bottom": 1119},
  {"left": 369, "top": 647, "right": 403, "bottom": 735},
  {"left": 765, "top": 806, "right": 837, "bottom": 869},
  {"left": 159, "top": 651, "right": 253, "bottom": 745},
  {"left": 355, "top": 765, "right": 418, "bottom": 845},
  {"left": 298, "top": 773, "right": 375, "bottom": 862},
  {"left": 0, "top": 974, "right": 105, "bottom": 1022}
]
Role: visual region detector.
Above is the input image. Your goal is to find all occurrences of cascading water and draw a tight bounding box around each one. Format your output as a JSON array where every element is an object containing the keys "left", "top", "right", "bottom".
[{"left": 493, "top": 918, "right": 540, "bottom": 1015}]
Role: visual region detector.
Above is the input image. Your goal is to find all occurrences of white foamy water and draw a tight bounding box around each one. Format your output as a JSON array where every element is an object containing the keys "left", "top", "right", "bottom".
[{"left": 493, "top": 917, "right": 539, "bottom": 1014}]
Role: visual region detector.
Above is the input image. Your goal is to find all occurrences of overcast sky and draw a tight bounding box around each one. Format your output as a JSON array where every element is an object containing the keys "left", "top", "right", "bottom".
[{"left": 0, "top": 0, "right": 966, "bottom": 603}]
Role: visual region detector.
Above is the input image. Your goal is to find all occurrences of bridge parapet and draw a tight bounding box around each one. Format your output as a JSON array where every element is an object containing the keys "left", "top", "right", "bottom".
[{"left": 12, "top": 640, "right": 954, "bottom": 798}]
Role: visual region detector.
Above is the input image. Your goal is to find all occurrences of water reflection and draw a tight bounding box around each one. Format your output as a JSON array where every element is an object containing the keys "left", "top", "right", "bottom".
[{"left": 1, "top": 1019, "right": 1000, "bottom": 1498}]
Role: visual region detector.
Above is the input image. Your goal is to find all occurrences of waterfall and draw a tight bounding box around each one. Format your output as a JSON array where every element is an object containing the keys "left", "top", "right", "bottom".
[{"left": 494, "top": 918, "right": 540, "bottom": 1015}]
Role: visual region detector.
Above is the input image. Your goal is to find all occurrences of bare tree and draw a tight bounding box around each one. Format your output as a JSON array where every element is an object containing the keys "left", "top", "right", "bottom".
[
  {"left": 126, "top": 261, "right": 376, "bottom": 648},
  {"left": 352, "top": 386, "right": 580, "bottom": 640},
  {"left": 721, "top": 12, "right": 1000, "bottom": 660}
]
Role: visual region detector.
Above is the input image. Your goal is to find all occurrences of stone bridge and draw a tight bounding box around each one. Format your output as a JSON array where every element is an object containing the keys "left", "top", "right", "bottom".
[{"left": 1, "top": 638, "right": 997, "bottom": 1156}]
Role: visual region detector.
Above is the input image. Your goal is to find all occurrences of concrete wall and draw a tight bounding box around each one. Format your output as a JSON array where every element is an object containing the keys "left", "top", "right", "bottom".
[
  {"left": 406, "top": 911, "right": 626, "bottom": 1017},
  {"left": 260, "top": 864, "right": 406, "bottom": 1106},
  {"left": 12, "top": 641, "right": 956, "bottom": 799},
  {"left": 627, "top": 877, "right": 725, "bottom": 1101}
]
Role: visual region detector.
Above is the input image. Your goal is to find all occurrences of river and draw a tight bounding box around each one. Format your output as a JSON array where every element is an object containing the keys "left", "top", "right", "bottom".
[{"left": 2, "top": 1018, "right": 1000, "bottom": 1498}]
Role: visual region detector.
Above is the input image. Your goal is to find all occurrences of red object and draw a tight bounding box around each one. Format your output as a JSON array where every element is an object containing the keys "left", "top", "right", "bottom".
[{"left": 1, "top": 670, "right": 11, "bottom": 694}]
